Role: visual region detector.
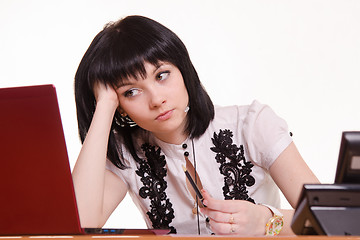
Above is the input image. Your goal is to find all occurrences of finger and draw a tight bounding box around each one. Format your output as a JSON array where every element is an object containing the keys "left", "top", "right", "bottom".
[
  {"left": 201, "top": 189, "right": 211, "bottom": 199},
  {"left": 201, "top": 189, "right": 241, "bottom": 213},
  {"left": 210, "top": 220, "right": 250, "bottom": 236},
  {"left": 208, "top": 221, "right": 236, "bottom": 235},
  {"left": 202, "top": 189, "right": 257, "bottom": 215},
  {"left": 200, "top": 208, "right": 235, "bottom": 224},
  {"left": 201, "top": 189, "right": 219, "bottom": 207}
]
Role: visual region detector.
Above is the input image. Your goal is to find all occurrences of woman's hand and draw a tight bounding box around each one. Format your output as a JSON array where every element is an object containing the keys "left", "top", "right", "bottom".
[
  {"left": 200, "top": 189, "right": 272, "bottom": 236},
  {"left": 93, "top": 81, "right": 119, "bottom": 110}
]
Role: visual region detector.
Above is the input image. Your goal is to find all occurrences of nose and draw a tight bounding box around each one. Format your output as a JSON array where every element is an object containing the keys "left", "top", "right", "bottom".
[{"left": 148, "top": 86, "right": 166, "bottom": 109}]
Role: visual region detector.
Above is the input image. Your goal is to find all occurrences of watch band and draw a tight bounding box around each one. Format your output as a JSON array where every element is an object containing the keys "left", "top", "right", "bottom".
[
  {"left": 259, "top": 203, "right": 283, "bottom": 217},
  {"left": 258, "top": 203, "right": 284, "bottom": 236}
]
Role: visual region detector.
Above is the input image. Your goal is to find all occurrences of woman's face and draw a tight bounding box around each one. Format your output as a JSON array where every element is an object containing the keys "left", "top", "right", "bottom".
[{"left": 116, "top": 61, "right": 189, "bottom": 144}]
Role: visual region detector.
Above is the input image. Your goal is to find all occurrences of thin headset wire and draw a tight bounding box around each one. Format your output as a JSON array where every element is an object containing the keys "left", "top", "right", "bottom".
[{"left": 192, "top": 138, "right": 201, "bottom": 235}]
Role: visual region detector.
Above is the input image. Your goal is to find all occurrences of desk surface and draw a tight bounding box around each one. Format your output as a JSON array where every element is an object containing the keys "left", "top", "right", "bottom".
[{"left": 0, "top": 235, "right": 359, "bottom": 240}]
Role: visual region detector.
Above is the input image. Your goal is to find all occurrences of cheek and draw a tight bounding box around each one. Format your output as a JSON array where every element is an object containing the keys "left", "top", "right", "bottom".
[
  {"left": 173, "top": 80, "right": 188, "bottom": 100},
  {"left": 118, "top": 95, "right": 142, "bottom": 112},
  {"left": 181, "top": 87, "right": 189, "bottom": 104},
  {"left": 122, "top": 100, "right": 150, "bottom": 121},
  {"left": 124, "top": 105, "right": 142, "bottom": 118},
  {"left": 118, "top": 101, "right": 136, "bottom": 117}
]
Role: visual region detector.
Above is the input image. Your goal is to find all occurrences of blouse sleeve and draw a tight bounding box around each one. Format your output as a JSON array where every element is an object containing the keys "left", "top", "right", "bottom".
[{"left": 242, "top": 100, "right": 293, "bottom": 170}]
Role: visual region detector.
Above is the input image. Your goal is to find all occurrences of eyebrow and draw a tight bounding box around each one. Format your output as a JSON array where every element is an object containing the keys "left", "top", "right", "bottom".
[
  {"left": 117, "top": 62, "right": 169, "bottom": 89},
  {"left": 116, "top": 78, "right": 135, "bottom": 89},
  {"left": 152, "top": 62, "right": 167, "bottom": 74}
]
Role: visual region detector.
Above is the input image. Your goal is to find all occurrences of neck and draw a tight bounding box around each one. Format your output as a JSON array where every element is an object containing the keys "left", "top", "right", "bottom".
[
  {"left": 153, "top": 117, "right": 189, "bottom": 144},
  {"left": 154, "top": 127, "right": 189, "bottom": 145},
  {"left": 155, "top": 133, "right": 188, "bottom": 145}
]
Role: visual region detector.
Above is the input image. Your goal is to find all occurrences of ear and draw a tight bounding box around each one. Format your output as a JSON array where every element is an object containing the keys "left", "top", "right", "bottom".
[{"left": 117, "top": 106, "right": 127, "bottom": 116}]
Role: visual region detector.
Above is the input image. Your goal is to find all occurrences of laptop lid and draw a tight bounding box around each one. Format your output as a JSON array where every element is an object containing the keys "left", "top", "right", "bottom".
[{"left": 0, "top": 84, "right": 83, "bottom": 235}]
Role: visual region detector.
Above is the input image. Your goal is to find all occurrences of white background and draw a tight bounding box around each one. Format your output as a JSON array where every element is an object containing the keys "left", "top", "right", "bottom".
[{"left": 1, "top": 0, "right": 359, "bottom": 228}]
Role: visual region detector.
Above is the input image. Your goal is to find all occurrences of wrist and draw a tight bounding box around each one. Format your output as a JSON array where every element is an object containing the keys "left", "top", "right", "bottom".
[
  {"left": 258, "top": 203, "right": 284, "bottom": 236},
  {"left": 96, "top": 98, "right": 118, "bottom": 112},
  {"left": 92, "top": 100, "right": 118, "bottom": 127}
]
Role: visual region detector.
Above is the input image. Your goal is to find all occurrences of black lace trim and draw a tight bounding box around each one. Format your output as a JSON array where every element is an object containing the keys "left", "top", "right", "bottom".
[
  {"left": 210, "top": 129, "right": 255, "bottom": 203},
  {"left": 136, "top": 143, "right": 176, "bottom": 234}
]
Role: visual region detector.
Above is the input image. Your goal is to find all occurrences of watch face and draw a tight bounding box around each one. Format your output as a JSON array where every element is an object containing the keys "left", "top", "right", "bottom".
[{"left": 266, "top": 216, "right": 284, "bottom": 236}]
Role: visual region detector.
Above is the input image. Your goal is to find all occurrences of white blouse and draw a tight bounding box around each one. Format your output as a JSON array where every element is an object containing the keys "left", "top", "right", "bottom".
[{"left": 106, "top": 100, "right": 293, "bottom": 235}]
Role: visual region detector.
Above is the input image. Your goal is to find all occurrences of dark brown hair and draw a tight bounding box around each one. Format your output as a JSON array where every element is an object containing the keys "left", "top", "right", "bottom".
[{"left": 74, "top": 15, "right": 214, "bottom": 169}]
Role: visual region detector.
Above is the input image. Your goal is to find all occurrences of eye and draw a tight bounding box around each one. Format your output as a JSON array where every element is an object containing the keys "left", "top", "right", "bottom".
[
  {"left": 124, "top": 88, "right": 141, "bottom": 98},
  {"left": 156, "top": 71, "right": 170, "bottom": 81}
]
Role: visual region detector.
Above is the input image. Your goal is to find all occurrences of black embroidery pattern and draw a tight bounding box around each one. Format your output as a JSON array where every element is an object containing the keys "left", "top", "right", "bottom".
[
  {"left": 210, "top": 129, "right": 255, "bottom": 203},
  {"left": 136, "top": 143, "right": 176, "bottom": 233}
]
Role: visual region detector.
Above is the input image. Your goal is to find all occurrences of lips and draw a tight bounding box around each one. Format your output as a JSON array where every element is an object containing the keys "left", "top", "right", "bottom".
[{"left": 156, "top": 109, "right": 174, "bottom": 121}]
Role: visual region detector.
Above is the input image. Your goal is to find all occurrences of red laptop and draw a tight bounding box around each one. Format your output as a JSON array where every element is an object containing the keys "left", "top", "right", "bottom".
[{"left": 0, "top": 84, "right": 168, "bottom": 236}]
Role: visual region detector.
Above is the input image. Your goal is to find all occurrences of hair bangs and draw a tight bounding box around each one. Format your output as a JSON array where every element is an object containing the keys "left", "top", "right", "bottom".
[{"left": 87, "top": 20, "right": 175, "bottom": 89}]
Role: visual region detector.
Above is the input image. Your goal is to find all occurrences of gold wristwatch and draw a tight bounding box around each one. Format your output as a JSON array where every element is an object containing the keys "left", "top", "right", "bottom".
[{"left": 259, "top": 203, "right": 284, "bottom": 236}]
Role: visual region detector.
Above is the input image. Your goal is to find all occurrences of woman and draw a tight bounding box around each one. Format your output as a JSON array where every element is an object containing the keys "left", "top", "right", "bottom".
[{"left": 72, "top": 15, "right": 319, "bottom": 235}]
